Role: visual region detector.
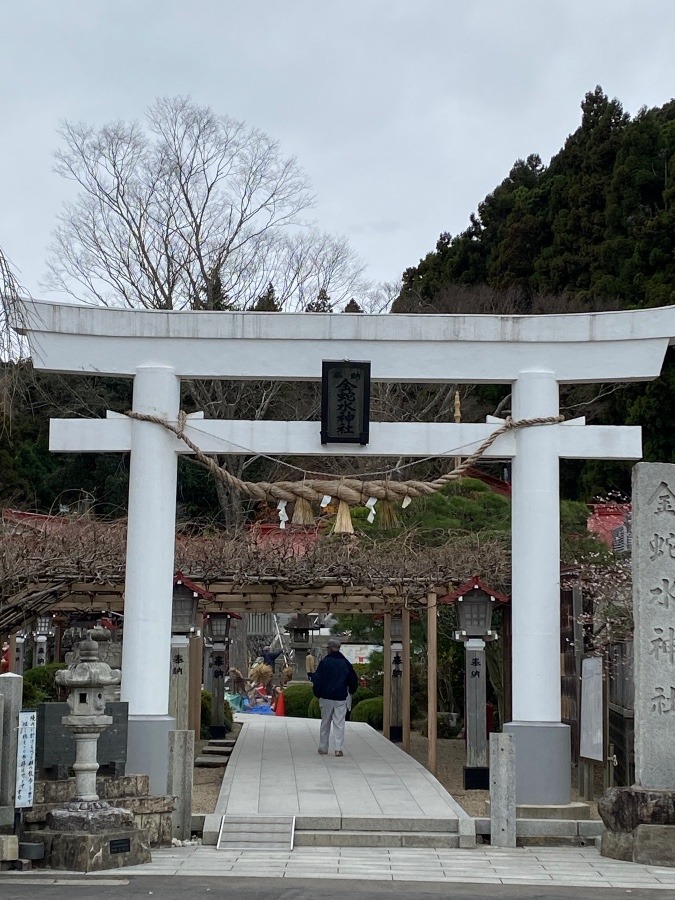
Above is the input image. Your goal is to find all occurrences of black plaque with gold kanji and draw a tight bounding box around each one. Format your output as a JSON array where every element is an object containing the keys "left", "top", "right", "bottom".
[{"left": 321, "top": 360, "right": 370, "bottom": 444}]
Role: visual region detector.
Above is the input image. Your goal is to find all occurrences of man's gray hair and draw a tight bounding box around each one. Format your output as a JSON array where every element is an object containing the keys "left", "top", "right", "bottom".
[{"left": 327, "top": 637, "right": 341, "bottom": 650}]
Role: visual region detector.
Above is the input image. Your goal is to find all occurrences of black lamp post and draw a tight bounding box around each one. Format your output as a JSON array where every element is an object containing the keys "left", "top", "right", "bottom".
[
  {"left": 389, "top": 612, "right": 404, "bottom": 742},
  {"left": 207, "top": 612, "right": 232, "bottom": 738},
  {"left": 444, "top": 579, "right": 506, "bottom": 791}
]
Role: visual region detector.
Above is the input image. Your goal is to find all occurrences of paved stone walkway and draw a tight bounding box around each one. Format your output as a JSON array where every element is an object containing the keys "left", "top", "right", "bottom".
[
  {"left": 83, "top": 845, "right": 675, "bottom": 889},
  {"left": 213, "top": 714, "right": 465, "bottom": 821}
]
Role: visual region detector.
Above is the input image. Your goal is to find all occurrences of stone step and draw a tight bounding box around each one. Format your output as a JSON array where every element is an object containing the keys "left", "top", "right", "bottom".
[
  {"left": 207, "top": 739, "right": 236, "bottom": 748},
  {"left": 219, "top": 816, "right": 292, "bottom": 825},
  {"left": 220, "top": 823, "right": 290, "bottom": 834},
  {"left": 216, "top": 815, "right": 295, "bottom": 851},
  {"left": 340, "top": 816, "right": 458, "bottom": 834},
  {"left": 194, "top": 756, "right": 229, "bottom": 768},
  {"left": 201, "top": 746, "right": 232, "bottom": 756},
  {"left": 294, "top": 829, "right": 459, "bottom": 849},
  {"left": 293, "top": 815, "right": 458, "bottom": 834}
]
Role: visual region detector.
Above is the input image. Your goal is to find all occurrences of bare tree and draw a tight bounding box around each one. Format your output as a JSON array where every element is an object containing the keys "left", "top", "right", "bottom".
[
  {"left": 46, "top": 96, "right": 367, "bottom": 311},
  {"left": 0, "top": 246, "right": 24, "bottom": 362},
  {"left": 41, "top": 98, "right": 371, "bottom": 527}
]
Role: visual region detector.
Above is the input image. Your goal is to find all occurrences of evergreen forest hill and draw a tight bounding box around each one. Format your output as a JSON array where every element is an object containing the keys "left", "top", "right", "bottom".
[{"left": 394, "top": 86, "right": 675, "bottom": 498}]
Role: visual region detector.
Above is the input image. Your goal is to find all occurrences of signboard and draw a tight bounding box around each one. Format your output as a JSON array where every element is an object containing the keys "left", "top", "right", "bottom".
[
  {"left": 110, "top": 838, "right": 131, "bottom": 855},
  {"left": 321, "top": 360, "right": 370, "bottom": 445},
  {"left": 579, "top": 655, "right": 604, "bottom": 762},
  {"left": 15, "top": 710, "right": 37, "bottom": 809}
]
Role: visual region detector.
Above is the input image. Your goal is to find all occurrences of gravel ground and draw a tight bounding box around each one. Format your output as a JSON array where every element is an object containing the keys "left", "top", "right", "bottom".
[{"left": 191, "top": 724, "right": 600, "bottom": 819}]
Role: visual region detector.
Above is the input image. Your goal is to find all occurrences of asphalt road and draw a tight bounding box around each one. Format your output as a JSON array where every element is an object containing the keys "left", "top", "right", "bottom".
[{"left": 0, "top": 876, "right": 672, "bottom": 900}]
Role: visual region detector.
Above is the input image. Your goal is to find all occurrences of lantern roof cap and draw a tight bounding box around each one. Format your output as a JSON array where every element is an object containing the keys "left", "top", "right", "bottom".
[
  {"left": 173, "top": 570, "right": 214, "bottom": 600},
  {"left": 440, "top": 576, "right": 510, "bottom": 605}
]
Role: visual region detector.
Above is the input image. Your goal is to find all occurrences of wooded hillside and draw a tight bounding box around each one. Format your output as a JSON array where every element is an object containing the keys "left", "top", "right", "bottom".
[{"left": 394, "top": 87, "right": 675, "bottom": 494}]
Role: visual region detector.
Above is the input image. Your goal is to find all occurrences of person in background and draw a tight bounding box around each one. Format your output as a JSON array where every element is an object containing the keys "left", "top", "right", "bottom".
[
  {"left": 305, "top": 650, "right": 316, "bottom": 681},
  {"left": 312, "top": 637, "right": 358, "bottom": 757},
  {"left": 261, "top": 645, "right": 283, "bottom": 672}
]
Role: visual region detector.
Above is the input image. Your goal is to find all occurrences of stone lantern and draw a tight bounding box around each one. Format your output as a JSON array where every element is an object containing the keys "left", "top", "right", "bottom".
[
  {"left": 44, "top": 633, "right": 150, "bottom": 870},
  {"left": 286, "top": 613, "right": 311, "bottom": 681}
]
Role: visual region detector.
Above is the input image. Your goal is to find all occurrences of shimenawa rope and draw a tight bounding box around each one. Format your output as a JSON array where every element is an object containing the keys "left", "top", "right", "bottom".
[{"left": 125, "top": 410, "right": 564, "bottom": 507}]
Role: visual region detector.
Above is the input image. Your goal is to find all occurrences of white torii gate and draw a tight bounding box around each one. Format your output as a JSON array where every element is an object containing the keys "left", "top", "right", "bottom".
[{"left": 17, "top": 299, "right": 675, "bottom": 800}]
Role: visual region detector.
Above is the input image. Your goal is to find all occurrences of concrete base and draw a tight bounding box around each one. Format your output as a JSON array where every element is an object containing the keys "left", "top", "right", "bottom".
[
  {"left": 0, "top": 835, "right": 19, "bottom": 862},
  {"left": 40, "top": 828, "right": 151, "bottom": 871},
  {"left": 126, "top": 715, "right": 175, "bottom": 795},
  {"left": 504, "top": 721, "right": 571, "bottom": 805},
  {"left": 0, "top": 805, "right": 13, "bottom": 832},
  {"left": 516, "top": 802, "right": 590, "bottom": 820}
]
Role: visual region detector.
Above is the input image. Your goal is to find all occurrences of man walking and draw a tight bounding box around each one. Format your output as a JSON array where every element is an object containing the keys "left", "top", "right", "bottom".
[{"left": 312, "top": 637, "right": 358, "bottom": 757}]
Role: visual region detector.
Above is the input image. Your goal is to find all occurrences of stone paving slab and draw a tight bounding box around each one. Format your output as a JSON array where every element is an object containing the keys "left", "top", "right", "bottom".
[
  {"left": 214, "top": 715, "right": 465, "bottom": 823},
  {"left": 66, "top": 844, "right": 675, "bottom": 888}
]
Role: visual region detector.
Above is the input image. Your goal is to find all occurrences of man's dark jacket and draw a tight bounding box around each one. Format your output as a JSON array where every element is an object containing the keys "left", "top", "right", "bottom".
[
  {"left": 262, "top": 649, "right": 283, "bottom": 671},
  {"left": 312, "top": 651, "right": 358, "bottom": 701}
]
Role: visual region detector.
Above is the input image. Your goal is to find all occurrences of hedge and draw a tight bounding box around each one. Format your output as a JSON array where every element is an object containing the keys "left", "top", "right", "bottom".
[
  {"left": 200, "top": 689, "right": 233, "bottom": 738},
  {"left": 22, "top": 663, "right": 67, "bottom": 708},
  {"left": 350, "top": 696, "right": 384, "bottom": 729},
  {"left": 282, "top": 682, "right": 315, "bottom": 717}
]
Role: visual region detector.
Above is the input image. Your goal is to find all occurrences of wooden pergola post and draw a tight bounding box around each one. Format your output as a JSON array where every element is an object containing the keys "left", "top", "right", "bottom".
[
  {"left": 402, "top": 605, "right": 411, "bottom": 752},
  {"left": 188, "top": 613, "right": 203, "bottom": 736},
  {"left": 427, "top": 591, "right": 438, "bottom": 776},
  {"left": 382, "top": 612, "right": 391, "bottom": 739}
]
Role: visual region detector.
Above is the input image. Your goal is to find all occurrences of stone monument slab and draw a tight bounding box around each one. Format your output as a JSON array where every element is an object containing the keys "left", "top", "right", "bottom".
[
  {"left": 600, "top": 463, "right": 675, "bottom": 865},
  {"left": 633, "top": 463, "right": 675, "bottom": 788},
  {"left": 0, "top": 674, "right": 22, "bottom": 809}
]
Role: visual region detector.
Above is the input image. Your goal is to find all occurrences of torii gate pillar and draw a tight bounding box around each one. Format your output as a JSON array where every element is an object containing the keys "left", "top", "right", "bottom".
[
  {"left": 506, "top": 369, "right": 569, "bottom": 803},
  {"left": 123, "top": 366, "right": 180, "bottom": 793}
]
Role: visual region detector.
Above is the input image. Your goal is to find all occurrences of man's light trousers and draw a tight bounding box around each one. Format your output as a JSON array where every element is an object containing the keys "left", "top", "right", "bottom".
[{"left": 319, "top": 698, "right": 348, "bottom": 752}]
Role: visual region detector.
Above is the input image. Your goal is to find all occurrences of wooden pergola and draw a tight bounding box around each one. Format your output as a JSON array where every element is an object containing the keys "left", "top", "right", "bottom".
[
  {"left": 1, "top": 571, "right": 454, "bottom": 773},
  {"left": 1, "top": 510, "right": 515, "bottom": 775}
]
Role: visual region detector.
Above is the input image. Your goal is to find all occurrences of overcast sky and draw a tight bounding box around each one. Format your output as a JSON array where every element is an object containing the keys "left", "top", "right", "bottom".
[{"left": 2, "top": 1, "right": 675, "bottom": 301}]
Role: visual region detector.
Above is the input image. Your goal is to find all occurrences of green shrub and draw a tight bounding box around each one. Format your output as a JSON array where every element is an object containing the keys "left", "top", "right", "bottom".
[
  {"left": 418, "top": 717, "right": 463, "bottom": 739},
  {"left": 351, "top": 686, "right": 377, "bottom": 708},
  {"left": 350, "top": 696, "right": 384, "bottom": 730},
  {"left": 22, "top": 663, "right": 67, "bottom": 709},
  {"left": 201, "top": 689, "right": 232, "bottom": 738},
  {"left": 309, "top": 689, "right": 373, "bottom": 720},
  {"left": 282, "top": 683, "right": 315, "bottom": 717}
]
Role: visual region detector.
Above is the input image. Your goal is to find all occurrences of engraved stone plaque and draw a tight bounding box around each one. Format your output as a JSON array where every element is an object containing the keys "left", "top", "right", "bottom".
[{"left": 633, "top": 463, "right": 675, "bottom": 789}]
